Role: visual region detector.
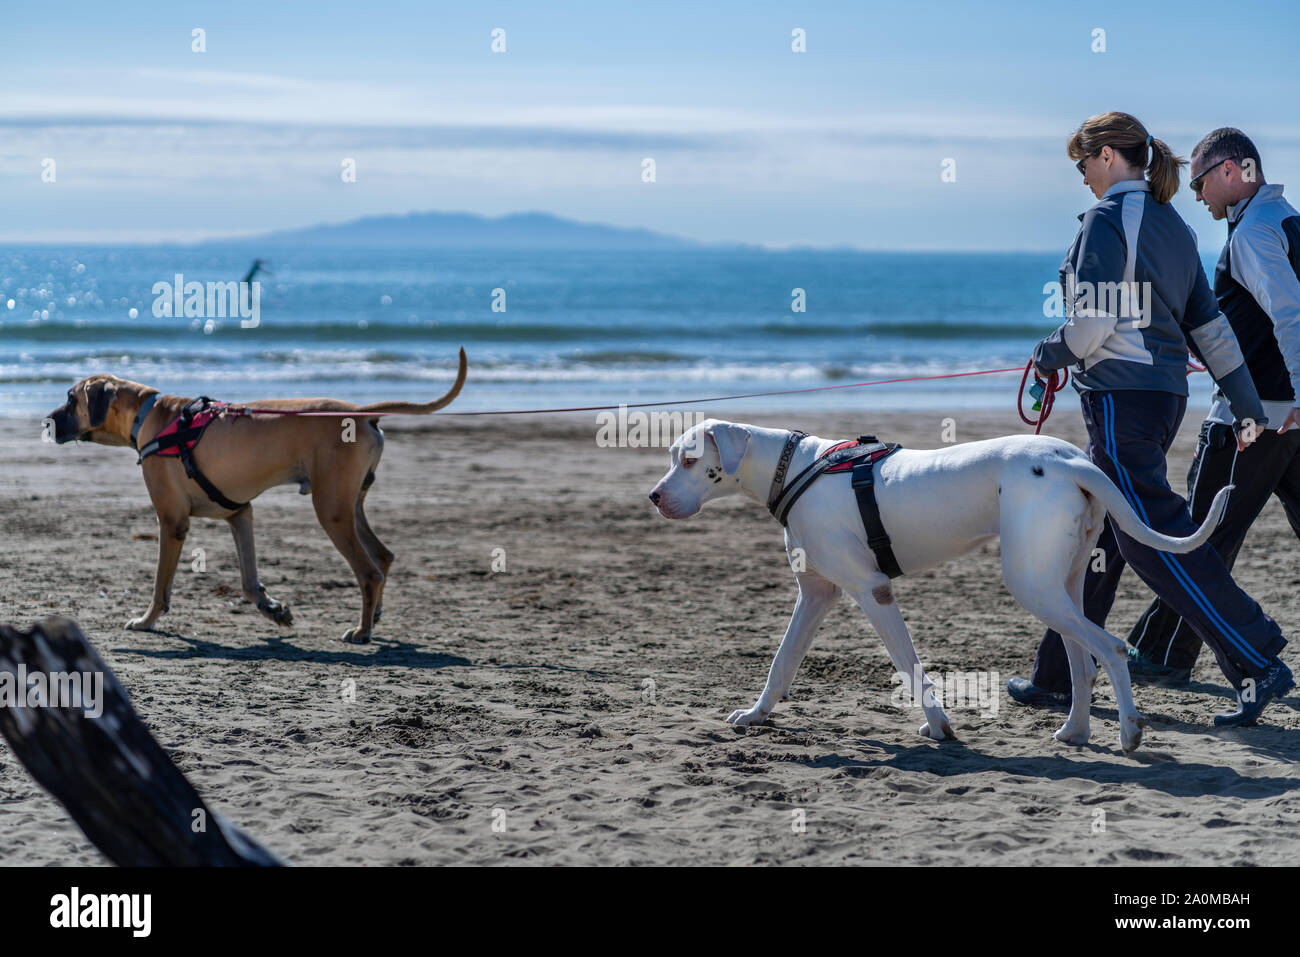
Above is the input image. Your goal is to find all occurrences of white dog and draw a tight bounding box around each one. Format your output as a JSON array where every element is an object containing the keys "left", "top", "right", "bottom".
[{"left": 649, "top": 419, "right": 1230, "bottom": 752}]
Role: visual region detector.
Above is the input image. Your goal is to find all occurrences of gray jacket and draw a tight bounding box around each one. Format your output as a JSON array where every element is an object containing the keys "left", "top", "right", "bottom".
[{"left": 1206, "top": 183, "right": 1300, "bottom": 427}]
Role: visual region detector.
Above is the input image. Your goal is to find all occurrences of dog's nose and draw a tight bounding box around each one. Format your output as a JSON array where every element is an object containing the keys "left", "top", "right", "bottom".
[{"left": 649, "top": 490, "right": 661, "bottom": 505}]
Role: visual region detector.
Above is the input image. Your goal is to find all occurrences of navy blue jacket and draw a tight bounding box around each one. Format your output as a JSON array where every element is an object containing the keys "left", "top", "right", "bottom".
[{"left": 1035, "top": 180, "right": 1264, "bottom": 426}]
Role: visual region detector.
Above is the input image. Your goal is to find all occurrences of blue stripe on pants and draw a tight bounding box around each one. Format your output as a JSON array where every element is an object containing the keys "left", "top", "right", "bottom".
[{"left": 1102, "top": 395, "right": 1266, "bottom": 668}]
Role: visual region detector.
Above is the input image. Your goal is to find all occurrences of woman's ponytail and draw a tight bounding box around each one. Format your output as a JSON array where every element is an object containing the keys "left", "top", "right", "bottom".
[{"left": 1145, "top": 136, "right": 1181, "bottom": 204}]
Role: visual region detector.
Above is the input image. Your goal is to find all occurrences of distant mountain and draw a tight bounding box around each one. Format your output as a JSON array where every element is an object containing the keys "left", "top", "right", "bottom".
[{"left": 238, "top": 211, "right": 702, "bottom": 250}]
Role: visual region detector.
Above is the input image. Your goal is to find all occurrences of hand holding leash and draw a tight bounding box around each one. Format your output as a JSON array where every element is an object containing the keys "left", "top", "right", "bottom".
[{"left": 1017, "top": 360, "right": 1068, "bottom": 434}]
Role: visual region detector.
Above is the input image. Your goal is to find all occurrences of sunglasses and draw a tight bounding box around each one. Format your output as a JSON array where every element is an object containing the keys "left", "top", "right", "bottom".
[
  {"left": 1075, "top": 153, "right": 1096, "bottom": 175},
  {"left": 1189, "top": 157, "right": 1230, "bottom": 195}
]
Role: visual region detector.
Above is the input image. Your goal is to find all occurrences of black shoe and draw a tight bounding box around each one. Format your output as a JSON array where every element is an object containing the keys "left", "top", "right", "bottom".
[
  {"left": 1126, "top": 647, "right": 1192, "bottom": 687},
  {"left": 1214, "top": 659, "right": 1295, "bottom": 727},
  {"left": 1006, "top": 676, "right": 1071, "bottom": 709}
]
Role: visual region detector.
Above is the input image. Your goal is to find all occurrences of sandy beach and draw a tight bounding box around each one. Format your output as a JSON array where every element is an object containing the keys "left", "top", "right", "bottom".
[{"left": 2, "top": 404, "right": 1299, "bottom": 866}]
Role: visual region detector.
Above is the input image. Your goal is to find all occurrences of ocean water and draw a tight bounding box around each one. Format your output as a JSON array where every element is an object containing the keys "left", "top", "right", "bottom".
[{"left": 0, "top": 245, "right": 1218, "bottom": 419}]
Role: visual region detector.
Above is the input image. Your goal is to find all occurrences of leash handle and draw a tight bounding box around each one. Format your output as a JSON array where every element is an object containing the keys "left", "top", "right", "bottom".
[{"left": 1017, "top": 360, "right": 1068, "bottom": 434}]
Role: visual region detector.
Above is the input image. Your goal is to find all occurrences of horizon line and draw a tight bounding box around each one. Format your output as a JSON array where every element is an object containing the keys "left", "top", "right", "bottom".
[{"left": 0, "top": 206, "right": 1225, "bottom": 256}]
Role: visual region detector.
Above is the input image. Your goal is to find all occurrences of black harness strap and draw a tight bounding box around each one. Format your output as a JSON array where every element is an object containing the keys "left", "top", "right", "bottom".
[
  {"left": 850, "top": 450, "right": 903, "bottom": 579},
  {"left": 178, "top": 443, "right": 247, "bottom": 512},
  {"left": 769, "top": 453, "right": 831, "bottom": 525},
  {"left": 137, "top": 397, "right": 249, "bottom": 512},
  {"left": 767, "top": 433, "right": 904, "bottom": 579}
]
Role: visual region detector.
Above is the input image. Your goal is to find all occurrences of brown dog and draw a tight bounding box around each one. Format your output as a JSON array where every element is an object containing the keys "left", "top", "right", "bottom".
[{"left": 46, "top": 348, "right": 467, "bottom": 643}]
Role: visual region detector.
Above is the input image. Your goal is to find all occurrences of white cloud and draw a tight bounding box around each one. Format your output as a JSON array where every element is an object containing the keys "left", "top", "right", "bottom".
[{"left": 3, "top": 67, "right": 1298, "bottom": 250}]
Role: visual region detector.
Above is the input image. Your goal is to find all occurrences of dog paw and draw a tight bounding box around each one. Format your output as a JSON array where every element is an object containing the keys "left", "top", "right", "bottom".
[
  {"left": 1120, "top": 715, "right": 1145, "bottom": 753},
  {"left": 1054, "top": 724, "right": 1090, "bottom": 746},
  {"left": 726, "top": 707, "right": 769, "bottom": 727},
  {"left": 124, "top": 616, "right": 155, "bottom": 632},
  {"left": 340, "top": 628, "right": 372, "bottom": 644},
  {"left": 257, "top": 598, "right": 293, "bottom": 626},
  {"left": 920, "top": 720, "right": 955, "bottom": 741}
]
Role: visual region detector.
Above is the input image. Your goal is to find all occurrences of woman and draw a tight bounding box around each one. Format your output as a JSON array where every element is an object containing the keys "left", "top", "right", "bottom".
[{"left": 1007, "top": 111, "right": 1292, "bottom": 727}]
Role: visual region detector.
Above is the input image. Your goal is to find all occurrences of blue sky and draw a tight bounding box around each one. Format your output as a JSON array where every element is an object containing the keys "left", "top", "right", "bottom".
[{"left": 3, "top": 0, "right": 1297, "bottom": 250}]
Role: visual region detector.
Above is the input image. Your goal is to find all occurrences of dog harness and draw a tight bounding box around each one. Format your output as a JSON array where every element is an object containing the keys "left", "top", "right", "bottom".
[
  {"left": 766, "top": 432, "right": 905, "bottom": 579},
  {"left": 131, "top": 394, "right": 249, "bottom": 512}
]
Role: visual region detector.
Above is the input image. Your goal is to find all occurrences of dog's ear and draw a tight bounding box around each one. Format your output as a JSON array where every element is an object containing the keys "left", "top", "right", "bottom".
[
  {"left": 85, "top": 380, "right": 117, "bottom": 429},
  {"left": 706, "top": 422, "right": 750, "bottom": 475}
]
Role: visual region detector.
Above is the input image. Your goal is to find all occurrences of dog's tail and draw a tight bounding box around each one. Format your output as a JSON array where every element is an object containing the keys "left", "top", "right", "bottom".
[
  {"left": 356, "top": 348, "right": 467, "bottom": 414},
  {"left": 1059, "top": 454, "right": 1231, "bottom": 553}
]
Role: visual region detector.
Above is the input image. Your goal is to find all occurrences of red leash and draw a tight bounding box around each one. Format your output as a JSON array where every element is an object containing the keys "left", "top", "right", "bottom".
[
  {"left": 435, "top": 366, "right": 1027, "bottom": 416},
  {"left": 218, "top": 367, "right": 1028, "bottom": 417},
  {"left": 205, "top": 356, "right": 1227, "bottom": 421},
  {"left": 229, "top": 407, "right": 398, "bottom": 417},
  {"left": 1016, "top": 361, "right": 1068, "bottom": 434},
  {"left": 192, "top": 357, "right": 1206, "bottom": 423}
]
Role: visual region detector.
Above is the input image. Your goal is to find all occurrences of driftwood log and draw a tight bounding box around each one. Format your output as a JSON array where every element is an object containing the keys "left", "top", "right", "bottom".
[{"left": 0, "top": 617, "right": 282, "bottom": 866}]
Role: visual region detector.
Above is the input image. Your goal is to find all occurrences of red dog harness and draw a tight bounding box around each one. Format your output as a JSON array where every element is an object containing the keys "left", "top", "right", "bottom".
[
  {"left": 133, "top": 395, "right": 249, "bottom": 511},
  {"left": 766, "top": 432, "right": 904, "bottom": 578}
]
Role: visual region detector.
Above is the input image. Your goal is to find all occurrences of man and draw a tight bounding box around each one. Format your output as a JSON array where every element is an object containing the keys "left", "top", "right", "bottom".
[{"left": 1124, "top": 129, "right": 1300, "bottom": 688}]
